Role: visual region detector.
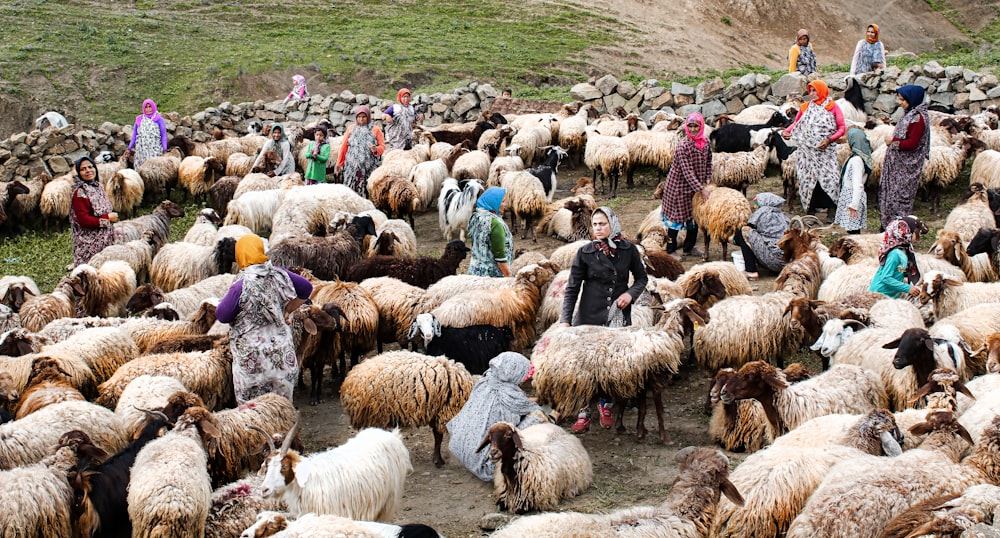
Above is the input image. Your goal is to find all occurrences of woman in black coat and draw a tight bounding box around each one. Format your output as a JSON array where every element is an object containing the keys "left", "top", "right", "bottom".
[{"left": 559, "top": 206, "right": 648, "bottom": 433}]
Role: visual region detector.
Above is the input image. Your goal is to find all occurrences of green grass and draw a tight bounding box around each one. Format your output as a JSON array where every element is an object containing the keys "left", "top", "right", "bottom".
[{"left": 0, "top": 0, "right": 614, "bottom": 127}]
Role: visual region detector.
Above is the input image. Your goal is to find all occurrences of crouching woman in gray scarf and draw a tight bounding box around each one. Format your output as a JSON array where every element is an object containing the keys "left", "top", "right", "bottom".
[{"left": 446, "top": 352, "right": 543, "bottom": 481}]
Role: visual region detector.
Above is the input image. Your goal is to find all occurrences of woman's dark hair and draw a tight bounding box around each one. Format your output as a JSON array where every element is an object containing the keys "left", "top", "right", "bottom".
[{"left": 74, "top": 156, "right": 99, "bottom": 183}]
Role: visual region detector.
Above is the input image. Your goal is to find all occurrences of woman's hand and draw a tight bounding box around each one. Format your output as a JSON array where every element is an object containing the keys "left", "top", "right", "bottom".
[
  {"left": 848, "top": 207, "right": 858, "bottom": 218},
  {"left": 616, "top": 293, "right": 633, "bottom": 309},
  {"left": 335, "top": 164, "right": 343, "bottom": 174},
  {"left": 558, "top": 322, "right": 570, "bottom": 328},
  {"left": 818, "top": 138, "right": 831, "bottom": 150},
  {"left": 107, "top": 212, "right": 119, "bottom": 223},
  {"left": 701, "top": 188, "right": 711, "bottom": 201},
  {"left": 384, "top": 115, "right": 394, "bottom": 124},
  {"left": 781, "top": 130, "right": 792, "bottom": 140},
  {"left": 908, "top": 285, "right": 921, "bottom": 298}
]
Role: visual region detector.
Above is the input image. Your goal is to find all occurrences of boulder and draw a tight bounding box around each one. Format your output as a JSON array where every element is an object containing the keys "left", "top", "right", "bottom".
[
  {"left": 339, "top": 90, "right": 355, "bottom": 102},
  {"left": 987, "top": 86, "right": 1000, "bottom": 100},
  {"left": 624, "top": 89, "right": 645, "bottom": 112},
  {"left": 439, "top": 93, "right": 460, "bottom": 107},
  {"left": 603, "top": 93, "right": 626, "bottom": 112},
  {"left": 725, "top": 98, "right": 745, "bottom": 114},
  {"left": 671, "top": 82, "right": 695, "bottom": 96},
  {"left": 912, "top": 76, "right": 935, "bottom": 89},
  {"left": 980, "top": 74, "right": 998, "bottom": 90},
  {"left": 771, "top": 72, "right": 807, "bottom": 98},
  {"left": 286, "top": 111, "right": 306, "bottom": 122},
  {"left": 569, "top": 83, "right": 603, "bottom": 101},
  {"left": 476, "top": 84, "right": 499, "bottom": 100},
  {"left": 738, "top": 73, "right": 757, "bottom": 91},
  {"left": 617, "top": 80, "right": 637, "bottom": 99},
  {"left": 701, "top": 99, "right": 728, "bottom": 119},
  {"left": 646, "top": 86, "right": 666, "bottom": 99},
  {"left": 944, "top": 66, "right": 964, "bottom": 80},
  {"left": 46, "top": 155, "right": 70, "bottom": 175},
  {"left": 677, "top": 104, "right": 702, "bottom": 117},
  {"left": 743, "top": 94, "right": 762, "bottom": 107},
  {"left": 964, "top": 69, "right": 980, "bottom": 83},
  {"left": 650, "top": 91, "right": 674, "bottom": 109},
  {"left": 930, "top": 92, "right": 955, "bottom": 107},
  {"left": 355, "top": 93, "right": 370, "bottom": 105},
  {"left": 874, "top": 93, "right": 899, "bottom": 113},
  {"left": 881, "top": 66, "right": 902, "bottom": 80},
  {"left": 453, "top": 92, "right": 480, "bottom": 116},
  {"left": 695, "top": 77, "right": 725, "bottom": 103},
  {"left": 954, "top": 92, "right": 970, "bottom": 110},
  {"left": 922, "top": 61, "right": 945, "bottom": 78},
  {"left": 595, "top": 74, "right": 620, "bottom": 96},
  {"left": 674, "top": 93, "right": 694, "bottom": 107},
  {"left": 969, "top": 85, "right": 988, "bottom": 102},
  {"left": 723, "top": 82, "right": 743, "bottom": 101},
  {"left": 755, "top": 74, "right": 772, "bottom": 87}
]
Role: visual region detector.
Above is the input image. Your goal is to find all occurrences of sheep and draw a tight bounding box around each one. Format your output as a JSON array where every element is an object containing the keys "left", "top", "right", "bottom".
[
  {"left": 920, "top": 134, "right": 973, "bottom": 213},
  {"left": 68, "top": 261, "right": 137, "bottom": 318},
  {"left": 224, "top": 188, "right": 285, "bottom": 235},
  {"left": 409, "top": 142, "right": 468, "bottom": 211},
  {"left": 0, "top": 399, "right": 127, "bottom": 469},
  {"left": 691, "top": 184, "right": 752, "bottom": 261},
  {"left": 509, "top": 120, "right": 553, "bottom": 168},
  {"left": 259, "top": 426, "right": 411, "bottom": 521},
  {"left": 928, "top": 228, "right": 997, "bottom": 282},
  {"left": 368, "top": 170, "right": 421, "bottom": 227},
  {"left": 210, "top": 175, "right": 241, "bottom": 218},
  {"left": 943, "top": 183, "right": 997, "bottom": 244},
  {"left": 184, "top": 207, "right": 224, "bottom": 246},
  {"left": 0, "top": 306, "right": 19, "bottom": 339},
  {"left": 451, "top": 149, "right": 491, "bottom": 181},
  {"left": 346, "top": 240, "right": 469, "bottom": 288},
  {"left": 0, "top": 445, "right": 79, "bottom": 537},
  {"left": 438, "top": 178, "right": 484, "bottom": 241},
  {"left": 836, "top": 76, "right": 868, "bottom": 124},
  {"left": 38, "top": 172, "right": 73, "bottom": 231},
  {"left": 137, "top": 147, "right": 184, "bottom": 200},
  {"left": 916, "top": 270, "right": 1000, "bottom": 320},
  {"left": 710, "top": 144, "right": 769, "bottom": 194},
  {"left": 500, "top": 170, "right": 547, "bottom": 242},
  {"left": 930, "top": 303, "right": 1000, "bottom": 376},
  {"left": 114, "top": 374, "right": 189, "bottom": 438},
  {"left": 28, "top": 325, "right": 139, "bottom": 399},
  {"left": 676, "top": 262, "right": 753, "bottom": 307},
  {"left": 430, "top": 262, "right": 556, "bottom": 350},
  {"left": 170, "top": 134, "right": 247, "bottom": 165},
  {"left": 731, "top": 104, "right": 788, "bottom": 125},
  {"left": 103, "top": 167, "right": 144, "bottom": 218},
  {"left": 149, "top": 237, "right": 237, "bottom": 292},
  {"left": 114, "top": 199, "right": 186, "bottom": 244},
  {"left": 126, "top": 273, "right": 235, "bottom": 318},
  {"left": 240, "top": 510, "right": 440, "bottom": 538},
  {"left": 557, "top": 104, "right": 594, "bottom": 169},
  {"left": 0, "top": 275, "right": 40, "bottom": 312},
  {"left": 5, "top": 175, "right": 42, "bottom": 232},
  {"left": 96, "top": 345, "right": 233, "bottom": 410},
  {"left": 14, "top": 357, "right": 87, "bottom": 419},
  {"left": 429, "top": 113, "right": 497, "bottom": 148},
  {"left": 548, "top": 239, "right": 590, "bottom": 271},
  {"left": 477, "top": 421, "right": 593, "bottom": 514},
  {"left": 233, "top": 172, "right": 300, "bottom": 201},
  {"left": 584, "top": 127, "right": 629, "bottom": 197},
  {"left": 269, "top": 216, "right": 374, "bottom": 282},
  {"left": 478, "top": 123, "right": 518, "bottom": 158},
  {"left": 128, "top": 406, "right": 219, "bottom": 538},
  {"left": 881, "top": 483, "right": 1000, "bottom": 538},
  {"left": 719, "top": 361, "right": 888, "bottom": 435},
  {"left": 224, "top": 151, "right": 255, "bottom": 177},
  {"left": 534, "top": 193, "right": 597, "bottom": 243},
  {"left": 406, "top": 312, "right": 512, "bottom": 373},
  {"left": 17, "top": 277, "right": 78, "bottom": 333},
  {"left": 341, "top": 351, "right": 473, "bottom": 467},
  {"left": 307, "top": 275, "right": 379, "bottom": 377},
  {"left": 177, "top": 155, "right": 225, "bottom": 202},
  {"left": 487, "top": 145, "right": 525, "bottom": 188},
  {"left": 971, "top": 149, "right": 1000, "bottom": 189},
  {"left": 205, "top": 475, "right": 286, "bottom": 538},
  {"left": 491, "top": 446, "right": 742, "bottom": 538},
  {"left": 118, "top": 298, "right": 220, "bottom": 354},
  {"left": 710, "top": 114, "right": 787, "bottom": 153},
  {"left": 532, "top": 298, "right": 708, "bottom": 442},
  {"left": 87, "top": 229, "right": 161, "bottom": 285}
]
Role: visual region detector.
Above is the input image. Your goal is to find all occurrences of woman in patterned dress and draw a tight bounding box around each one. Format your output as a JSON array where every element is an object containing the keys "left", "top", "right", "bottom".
[
  {"left": 879, "top": 84, "right": 930, "bottom": 231},
  {"left": 215, "top": 234, "right": 313, "bottom": 404},
  {"left": 782, "top": 80, "right": 846, "bottom": 221},
  {"left": 661, "top": 112, "right": 712, "bottom": 259},
  {"left": 733, "top": 192, "right": 790, "bottom": 280},
  {"left": 851, "top": 24, "right": 886, "bottom": 76},
  {"left": 125, "top": 99, "right": 167, "bottom": 169},
  {"left": 788, "top": 29, "right": 817, "bottom": 77},
  {"left": 466, "top": 187, "right": 513, "bottom": 277},
  {"left": 834, "top": 126, "right": 873, "bottom": 234},
  {"left": 383, "top": 88, "right": 423, "bottom": 151},
  {"left": 69, "top": 156, "right": 117, "bottom": 267},
  {"left": 336, "top": 106, "right": 385, "bottom": 198}
]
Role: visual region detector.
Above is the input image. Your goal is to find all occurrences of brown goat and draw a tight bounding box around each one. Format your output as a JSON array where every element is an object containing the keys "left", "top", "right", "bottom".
[{"left": 774, "top": 228, "right": 822, "bottom": 299}]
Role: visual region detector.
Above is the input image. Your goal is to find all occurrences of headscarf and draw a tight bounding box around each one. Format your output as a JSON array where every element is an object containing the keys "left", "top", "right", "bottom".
[
  {"left": 866, "top": 24, "right": 880, "bottom": 44},
  {"left": 878, "top": 218, "right": 920, "bottom": 283},
  {"left": 292, "top": 74, "right": 306, "bottom": 86},
  {"left": 354, "top": 105, "right": 371, "bottom": 121},
  {"left": 684, "top": 112, "right": 708, "bottom": 150},
  {"left": 797, "top": 29, "right": 810, "bottom": 42},
  {"left": 476, "top": 187, "right": 506, "bottom": 213},
  {"left": 235, "top": 234, "right": 269, "bottom": 270},
  {"left": 74, "top": 156, "right": 99, "bottom": 186},
  {"left": 397, "top": 88, "right": 411, "bottom": 102},
  {"left": 140, "top": 99, "right": 162, "bottom": 122},
  {"left": 802, "top": 80, "right": 837, "bottom": 112},
  {"left": 846, "top": 127, "right": 873, "bottom": 173},
  {"left": 593, "top": 206, "right": 624, "bottom": 254},
  {"left": 269, "top": 122, "right": 288, "bottom": 143},
  {"left": 896, "top": 85, "right": 925, "bottom": 108}
]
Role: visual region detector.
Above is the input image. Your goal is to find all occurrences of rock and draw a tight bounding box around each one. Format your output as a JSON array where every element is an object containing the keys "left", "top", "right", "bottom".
[
  {"left": 954, "top": 80, "right": 967, "bottom": 93},
  {"left": 922, "top": 61, "right": 945, "bottom": 78},
  {"left": 890, "top": 107, "right": 905, "bottom": 121},
  {"left": 755, "top": 74, "right": 772, "bottom": 87},
  {"left": 46, "top": 155, "right": 70, "bottom": 175},
  {"left": 644, "top": 79, "right": 659, "bottom": 88},
  {"left": 478, "top": 513, "right": 512, "bottom": 531},
  {"left": 678, "top": 104, "right": 703, "bottom": 117},
  {"left": 987, "top": 87, "right": 1000, "bottom": 100},
  {"left": 964, "top": 69, "right": 980, "bottom": 83},
  {"left": 354, "top": 93, "right": 369, "bottom": 105},
  {"left": 12, "top": 143, "right": 29, "bottom": 160},
  {"left": 331, "top": 101, "right": 351, "bottom": 114},
  {"left": 825, "top": 77, "right": 846, "bottom": 92},
  {"left": 771, "top": 72, "right": 807, "bottom": 98},
  {"left": 650, "top": 91, "right": 674, "bottom": 109},
  {"left": 453, "top": 92, "right": 480, "bottom": 116},
  {"left": 9, "top": 133, "right": 27, "bottom": 145},
  {"left": 755, "top": 85, "right": 772, "bottom": 102},
  {"left": 980, "top": 74, "right": 998, "bottom": 90},
  {"left": 617, "top": 80, "right": 637, "bottom": 99},
  {"left": 430, "top": 103, "right": 449, "bottom": 115},
  {"left": 874, "top": 93, "right": 899, "bottom": 113},
  {"left": 881, "top": 66, "right": 902, "bottom": 80},
  {"left": 944, "top": 66, "right": 964, "bottom": 80},
  {"left": 954, "top": 92, "right": 970, "bottom": 110},
  {"left": 673, "top": 93, "right": 694, "bottom": 107},
  {"left": 671, "top": 82, "right": 695, "bottom": 96},
  {"left": 938, "top": 79, "right": 952, "bottom": 93},
  {"left": 930, "top": 92, "right": 955, "bottom": 107},
  {"left": 98, "top": 122, "right": 120, "bottom": 135},
  {"left": 646, "top": 86, "right": 666, "bottom": 99},
  {"left": 969, "top": 85, "right": 988, "bottom": 102},
  {"left": 912, "top": 76, "right": 935, "bottom": 89},
  {"left": 570, "top": 83, "right": 603, "bottom": 101},
  {"left": 743, "top": 94, "right": 761, "bottom": 106},
  {"left": 624, "top": 89, "right": 645, "bottom": 112},
  {"left": 286, "top": 111, "right": 306, "bottom": 122},
  {"left": 896, "top": 70, "right": 915, "bottom": 86},
  {"left": 476, "top": 83, "right": 499, "bottom": 100},
  {"left": 26, "top": 158, "right": 48, "bottom": 178},
  {"left": 723, "top": 82, "right": 743, "bottom": 101},
  {"left": 738, "top": 73, "right": 757, "bottom": 91},
  {"left": 174, "top": 125, "right": 193, "bottom": 138},
  {"left": 641, "top": 109, "right": 663, "bottom": 124},
  {"left": 603, "top": 93, "right": 626, "bottom": 112},
  {"left": 595, "top": 74, "right": 620, "bottom": 96},
  {"left": 338, "top": 90, "right": 355, "bottom": 102},
  {"left": 701, "top": 99, "right": 728, "bottom": 119},
  {"left": 695, "top": 77, "right": 725, "bottom": 103},
  {"left": 439, "top": 93, "right": 460, "bottom": 107},
  {"left": 725, "top": 97, "right": 746, "bottom": 114}
]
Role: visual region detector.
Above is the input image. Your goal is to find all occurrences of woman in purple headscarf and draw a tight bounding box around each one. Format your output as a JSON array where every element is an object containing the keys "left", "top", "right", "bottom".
[{"left": 125, "top": 99, "right": 167, "bottom": 169}]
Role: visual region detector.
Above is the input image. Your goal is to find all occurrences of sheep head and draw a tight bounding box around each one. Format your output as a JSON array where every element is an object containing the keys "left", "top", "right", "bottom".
[
  {"left": 0, "top": 328, "right": 36, "bottom": 357},
  {"left": 910, "top": 367, "right": 973, "bottom": 406},
  {"left": 214, "top": 237, "right": 238, "bottom": 274},
  {"left": 443, "top": 239, "right": 471, "bottom": 260},
  {"left": 408, "top": 313, "right": 442, "bottom": 347},
  {"left": 477, "top": 422, "right": 522, "bottom": 492},
  {"left": 720, "top": 361, "right": 786, "bottom": 404},
  {"left": 682, "top": 270, "right": 727, "bottom": 309},
  {"left": 706, "top": 368, "right": 737, "bottom": 414},
  {"left": 929, "top": 229, "right": 963, "bottom": 265},
  {"left": 68, "top": 469, "right": 101, "bottom": 538},
  {"left": 198, "top": 207, "right": 222, "bottom": 226},
  {"left": 966, "top": 227, "right": 1000, "bottom": 257},
  {"left": 674, "top": 446, "right": 744, "bottom": 507},
  {"left": 189, "top": 299, "right": 219, "bottom": 332},
  {"left": 145, "top": 302, "right": 181, "bottom": 321},
  {"left": 783, "top": 297, "right": 827, "bottom": 339},
  {"left": 68, "top": 264, "right": 97, "bottom": 297},
  {"left": 916, "top": 270, "right": 962, "bottom": 303},
  {"left": 126, "top": 283, "right": 166, "bottom": 314},
  {"left": 167, "top": 135, "right": 196, "bottom": 157},
  {"left": 174, "top": 405, "right": 221, "bottom": 453},
  {"left": 850, "top": 409, "right": 904, "bottom": 457},
  {"left": 2, "top": 282, "right": 35, "bottom": 311},
  {"left": 157, "top": 199, "right": 186, "bottom": 219},
  {"left": 909, "top": 410, "right": 974, "bottom": 447},
  {"left": 781, "top": 363, "right": 812, "bottom": 383},
  {"left": 241, "top": 511, "right": 289, "bottom": 538},
  {"left": 259, "top": 424, "right": 302, "bottom": 499},
  {"left": 810, "top": 317, "right": 866, "bottom": 358}
]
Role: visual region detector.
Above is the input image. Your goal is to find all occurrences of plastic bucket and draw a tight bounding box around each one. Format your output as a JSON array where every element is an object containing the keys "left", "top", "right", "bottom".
[{"left": 732, "top": 251, "right": 745, "bottom": 272}]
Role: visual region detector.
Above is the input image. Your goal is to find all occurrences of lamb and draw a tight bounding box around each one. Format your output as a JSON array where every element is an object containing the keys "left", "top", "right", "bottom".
[
  {"left": 691, "top": 184, "right": 752, "bottom": 262},
  {"left": 0, "top": 275, "right": 40, "bottom": 312},
  {"left": 584, "top": 126, "right": 629, "bottom": 197},
  {"left": 365, "top": 219, "right": 417, "bottom": 259},
  {"left": 346, "top": 240, "right": 470, "bottom": 288},
  {"left": 96, "top": 345, "right": 233, "bottom": 410},
  {"left": 710, "top": 144, "right": 769, "bottom": 194},
  {"left": 126, "top": 273, "right": 235, "bottom": 318},
  {"left": 259, "top": 426, "right": 411, "bottom": 521},
  {"left": 136, "top": 147, "right": 183, "bottom": 200},
  {"left": 407, "top": 312, "right": 513, "bottom": 374},
  {"left": 532, "top": 298, "right": 708, "bottom": 442},
  {"left": 430, "top": 262, "right": 556, "bottom": 350},
  {"left": 17, "top": 277, "right": 78, "bottom": 333},
  {"left": 438, "top": 178, "right": 484, "bottom": 241},
  {"left": 478, "top": 421, "right": 593, "bottom": 513},
  {"left": 114, "top": 199, "right": 186, "bottom": 244},
  {"left": 0, "top": 399, "right": 127, "bottom": 469},
  {"left": 534, "top": 193, "right": 597, "bottom": 243},
  {"left": 149, "top": 237, "right": 237, "bottom": 292},
  {"left": 491, "top": 446, "right": 742, "bottom": 538},
  {"left": 184, "top": 207, "right": 224, "bottom": 246},
  {"left": 916, "top": 269, "right": 1000, "bottom": 320},
  {"left": 971, "top": 149, "right": 1000, "bottom": 189},
  {"left": 719, "top": 361, "right": 888, "bottom": 435},
  {"left": 500, "top": 170, "right": 547, "bottom": 241},
  {"left": 341, "top": 351, "right": 474, "bottom": 467},
  {"left": 68, "top": 261, "right": 137, "bottom": 318},
  {"left": 307, "top": 275, "right": 379, "bottom": 377},
  {"left": 269, "top": 216, "right": 375, "bottom": 281},
  {"left": 127, "top": 406, "right": 219, "bottom": 538},
  {"left": 943, "top": 182, "right": 996, "bottom": 244},
  {"left": 928, "top": 228, "right": 996, "bottom": 282}
]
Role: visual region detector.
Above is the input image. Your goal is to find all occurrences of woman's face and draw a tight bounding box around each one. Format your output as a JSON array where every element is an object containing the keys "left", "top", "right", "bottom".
[
  {"left": 400, "top": 93, "right": 411, "bottom": 106},
  {"left": 78, "top": 161, "right": 96, "bottom": 181},
  {"left": 797, "top": 35, "right": 809, "bottom": 46},
  {"left": 808, "top": 86, "right": 818, "bottom": 100},
  {"left": 356, "top": 113, "right": 370, "bottom": 126},
  {"left": 271, "top": 128, "right": 282, "bottom": 140},
  {"left": 592, "top": 212, "right": 611, "bottom": 241},
  {"left": 897, "top": 93, "right": 909, "bottom": 110},
  {"left": 315, "top": 130, "right": 326, "bottom": 143},
  {"left": 144, "top": 103, "right": 153, "bottom": 114},
  {"left": 866, "top": 26, "right": 877, "bottom": 41}
]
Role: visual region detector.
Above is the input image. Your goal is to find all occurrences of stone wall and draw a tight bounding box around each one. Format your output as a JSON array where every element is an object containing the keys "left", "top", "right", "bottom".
[{"left": 2, "top": 62, "right": 998, "bottom": 185}]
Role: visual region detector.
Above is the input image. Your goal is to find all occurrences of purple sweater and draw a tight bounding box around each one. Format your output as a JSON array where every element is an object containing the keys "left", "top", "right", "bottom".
[
  {"left": 128, "top": 114, "right": 168, "bottom": 151},
  {"left": 216, "top": 267, "right": 313, "bottom": 323}
]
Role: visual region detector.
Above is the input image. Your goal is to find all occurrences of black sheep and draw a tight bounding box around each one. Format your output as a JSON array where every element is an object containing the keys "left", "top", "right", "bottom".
[
  {"left": 527, "top": 146, "right": 569, "bottom": 202},
  {"left": 344, "top": 240, "right": 470, "bottom": 288},
  {"left": 407, "top": 314, "right": 514, "bottom": 375},
  {"left": 209, "top": 176, "right": 240, "bottom": 219},
  {"left": 269, "top": 216, "right": 375, "bottom": 281},
  {"left": 710, "top": 112, "right": 788, "bottom": 153}
]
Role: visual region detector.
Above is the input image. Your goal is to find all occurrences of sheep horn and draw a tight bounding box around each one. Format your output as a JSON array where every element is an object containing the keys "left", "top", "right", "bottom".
[
  {"left": 279, "top": 423, "right": 298, "bottom": 456},
  {"left": 247, "top": 426, "right": 276, "bottom": 453},
  {"left": 133, "top": 406, "right": 172, "bottom": 425}
]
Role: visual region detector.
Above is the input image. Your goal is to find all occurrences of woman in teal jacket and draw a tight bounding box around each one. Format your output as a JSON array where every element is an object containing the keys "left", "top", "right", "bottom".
[{"left": 869, "top": 217, "right": 921, "bottom": 298}]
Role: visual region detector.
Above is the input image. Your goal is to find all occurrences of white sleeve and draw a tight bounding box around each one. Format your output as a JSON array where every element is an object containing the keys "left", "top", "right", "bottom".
[
  {"left": 850, "top": 41, "right": 862, "bottom": 75},
  {"left": 846, "top": 156, "right": 866, "bottom": 210}
]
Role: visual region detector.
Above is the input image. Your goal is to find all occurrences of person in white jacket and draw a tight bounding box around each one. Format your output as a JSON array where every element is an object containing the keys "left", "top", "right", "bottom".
[
  {"left": 833, "top": 126, "right": 873, "bottom": 234},
  {"left": 850, "top": 24, "right": 886, "bottom": 75}
]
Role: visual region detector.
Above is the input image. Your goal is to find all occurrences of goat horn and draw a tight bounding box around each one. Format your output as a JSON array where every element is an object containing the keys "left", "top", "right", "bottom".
[
  {"left": 133, "top": 405, "right": 171, "bottom": 425},
  {"left": 843, "top": 319, "right": 868, "bottom": 330},
  {"left": 247, "top": 426, "right": 276, "bottom": 453},
  {"left": 279, "top": 422, "right": 298, "bottom": 456}
]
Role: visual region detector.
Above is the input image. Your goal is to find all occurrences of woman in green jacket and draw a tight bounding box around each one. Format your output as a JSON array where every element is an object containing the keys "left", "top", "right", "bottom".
[{"left": 304, "top": 125, "right": 331, "bottom": 184}]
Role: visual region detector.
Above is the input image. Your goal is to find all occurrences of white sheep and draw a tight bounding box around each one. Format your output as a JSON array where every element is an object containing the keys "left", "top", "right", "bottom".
[
  {"left": 259, "top": 426, "right": 412, "bottom": 521},
  {"left": 0, "top": 399, "right": 127, "bottom": 469},
  {"left": 223, "top": 188, "right": 285, "bottom": 235},
  {"left": 366, "top": 219, "right": 417, "bottom": 259},
  {"left": 584, "top": 127, "right": 629, "bottom": 197},
  {"left": 0, "top": 446, "right": 78, "bottom": 536},
  {"left": 452, "top": 149, "right": 491, "bottom": 181},
  {"left": 69, "top": 261, "right": 138, "bottom": 318},
  {"left": 17, "top": 278, "right": 77, "bottom": 333},
  {"left": 943, "top": 183, "right": 996, "bottom": 244},
  {"left": 917, "top": 270, "right": 1000, "bottom": 320},
  {"left": 510, "top": 120, "right": 553, "bottom": 168},
  {"left": 105, "top": 168, "right": 144, "bottom": 217},
  {"left": 149, "top": 238, "right": 236, "bottom": 292},
  {"left": 500, "top": 170, "right": 547, "bottom": 242},
  {"left": 114, "top": 374, "right": 189, "bottom": 438},
  {"left": 87, "top": 230, "right": 160, "bottom": 285},
  {"left": 487, "top": 145, "right": 525, "bottom": 188},
  {"left": 928, "top": 228, "right": 996, "bottom": 282},
  {"left": 184, "top": 207, "right": 224, "bottom": 246},
  {"left": 39, "top": 172, "right": 73, "bottom": 231},
  {"left": 0, "top": 275, "right": 40, "bottom": 311},
  {"left": 711, "top": 144, "right": 769, "bottom": 194},
  {"left": 971, "top": 149, "right": 1000, "bottom": 189}
]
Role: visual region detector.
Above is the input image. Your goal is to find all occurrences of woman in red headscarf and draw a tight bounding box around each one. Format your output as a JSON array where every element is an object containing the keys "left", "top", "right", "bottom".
[
  {"left": 782, "top": 80, "right": 846, "bottom": 222},
  {"left": 383, "top": 88, "right": 424, "bottom": 150},
  {"left": 336, "top": 105, "right": 385, "bottom": 198},
  {"left": 660, "top": 113, "right": 712, "bottom": 259}
]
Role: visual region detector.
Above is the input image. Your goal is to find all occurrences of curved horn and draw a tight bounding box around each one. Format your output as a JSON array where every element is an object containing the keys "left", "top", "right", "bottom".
[
  {"left": 247, "top": 426, "right": 276, "bottom": 453},
  {"left": 843, "top": 319, "right": 868, "bottom": 330},
  {"left": 279, "top": 423, "right": 298, "bottom": 456},
  {"left": 132, "top": 406, "right": 171, "bottom": 424}
]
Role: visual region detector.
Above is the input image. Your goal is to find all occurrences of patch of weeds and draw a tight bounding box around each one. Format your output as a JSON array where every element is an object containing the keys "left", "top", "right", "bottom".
[{"left": 721, "top": 15, "right": 732, "bottom": 26}]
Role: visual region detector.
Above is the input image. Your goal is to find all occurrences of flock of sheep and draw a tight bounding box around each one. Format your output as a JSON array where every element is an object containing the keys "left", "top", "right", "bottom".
[{"left": 3, "top": 91, "right": 1000, "bottom": 537}]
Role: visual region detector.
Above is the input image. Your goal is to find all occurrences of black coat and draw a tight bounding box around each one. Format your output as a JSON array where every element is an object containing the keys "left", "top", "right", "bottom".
[{"left": 560, "top": 239, "right": 648, "bottom": 326}]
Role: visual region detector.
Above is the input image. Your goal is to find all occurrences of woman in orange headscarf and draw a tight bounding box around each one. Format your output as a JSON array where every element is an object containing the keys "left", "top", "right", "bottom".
[
  {"left": 383, "top": 88, "right": 424, "bottom": 150},
  {"left": 851, "top": 24, "right": 886, "bottom": 75},
  {"left": 782, "top": 80, "right": 846, "bottom": 221},
  {"left": 216, "top": 235, "right": 313, "bottom": 404}
]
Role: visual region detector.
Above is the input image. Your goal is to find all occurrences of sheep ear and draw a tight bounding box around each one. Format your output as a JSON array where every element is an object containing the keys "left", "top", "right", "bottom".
[
  {"left": 720, "top": 478, "right": 745, "bottom": 507},
  {"left": 509, "top": 428, "right": 523, "bottom": 451},
  {"left": 407, "top": 320, "right": 419, "bottom": 340},
  {"left": 476, "top": 434, "right": 491, "bottom": 453},
  {"left": 882, "top": 336, "right": 902, "bottom": 350},
  {"left": 433, "top": 317, "right": 442, "bottom": 337},
  {"left": 925, "top": 337, "right": 937, "bottom": 352},
  {"left": 909, "top": 382, "right": 935, "bottom": 404},
  {"left": 908, "top": 421, "right": 933, "bottom": 436},
  {"left": 304, "top": 318, "right": 317, "bottom": 335},
  {"left": 17, "top": 340, "right": 33, "bottom": 357}
]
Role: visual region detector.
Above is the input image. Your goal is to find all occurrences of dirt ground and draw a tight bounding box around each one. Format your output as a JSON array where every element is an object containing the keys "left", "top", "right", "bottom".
[{"left": 290, "top": 165, "right": 828, "bottom": 537}]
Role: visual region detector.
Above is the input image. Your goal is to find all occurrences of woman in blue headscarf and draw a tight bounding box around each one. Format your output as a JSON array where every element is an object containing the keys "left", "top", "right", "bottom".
[
  {"left": 879, "top": 85, "right": 930, "bottom": 231},
  {"left": 467, "top": 187, "right": 513, "bottom": 277}
]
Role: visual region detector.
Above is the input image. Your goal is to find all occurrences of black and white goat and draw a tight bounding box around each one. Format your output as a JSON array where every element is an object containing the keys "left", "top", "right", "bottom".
[
  {"left": 527, "top": 146, "right": 569, "bottom": 202},
  {"left": 438, "top": 178, "right": 484, "bottom": 241},
  {"left": 408, "top": 312, "right": 514, "bottom": 375},
  {"left": 711, "top": 112, "right": 789, "bottom": 153},
  {"left": 836, "top": 76, "right": 868, "bottom": 125}
]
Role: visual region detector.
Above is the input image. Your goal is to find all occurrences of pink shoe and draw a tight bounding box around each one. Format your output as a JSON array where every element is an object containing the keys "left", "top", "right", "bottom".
[
  {"left": 599, "top": 404, "right": 614, "bottom": 429},
  {"left": 571, "top": 416, "right": 591, "bottom": 434}
]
